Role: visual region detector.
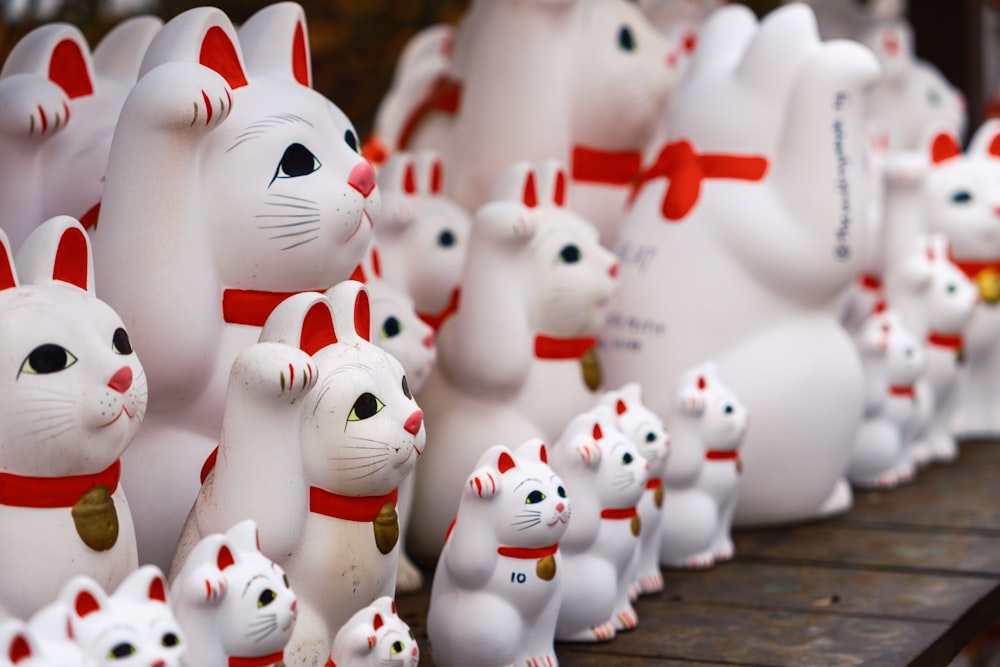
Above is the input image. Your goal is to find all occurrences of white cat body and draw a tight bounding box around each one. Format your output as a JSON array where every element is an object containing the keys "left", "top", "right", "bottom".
[
  {"left": 600, "top": 4, "right": 878, "bottom": 526},
  {"left": 328, "top": 596, "right": 418, "bottom": 667},
  {"left": 90, "top": 4, "right": 378, "bottom": 568},
  {"left": 659, "top": 363, "right": 748, "bottom": 568},
  {"left": 428, "top": 441, "right": 570, "bottom": 667},
  {"left": 550, "top": 407, "right": 648, "bottom": 642},
  {"left": 0, "top": 218, "right": 144, "bottom": 621},
  {"left": 372, "top": 0, "right": 678, "bottom": 244},
  {"left": 411, "top": 161, "right": 618, "bottom": 563},
  {"left": 173, "top": 283, "right": 424, "bottom": 667},
  {"left": 171, "top": 520, "right": 297, "bottom": 667}
]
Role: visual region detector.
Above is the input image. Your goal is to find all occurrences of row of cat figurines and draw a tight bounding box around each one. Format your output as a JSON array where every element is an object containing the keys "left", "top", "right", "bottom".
[{"left": 0, "top": 519, "right": 418, "bottom": 667}]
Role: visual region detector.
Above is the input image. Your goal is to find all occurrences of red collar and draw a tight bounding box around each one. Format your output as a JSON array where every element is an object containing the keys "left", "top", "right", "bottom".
[
  {"left": 600, "top": 506, "right": 637, "bottom": 520},
  {"left": 228, "top": 651, "right": 284, "bottom": 667},
  {"left": 646, "top": 478, "right": 662, "bottom": 490},
  {"left": 947, "top": 253, "right": 1000, "bottom": 280},
  {"left": 534, "top": 335, "right": 596, "bottom": 360},
  {"left": 889, "top": 384, "right": 915, "bottom": 399},
  {"left": 705, "top": 450, "right": 739, "bottom": 462},
  {"left": 927, "top": 332, "right": 963, "bottom": 351},
  {"left": 398, "top": 75, "right": 462, "bottom": 151},
  {"left": 630, "top": 140, "right": 768, "bottom": 220},
  {"left": 222, "top": 288, "right": 324, "bottom": 327},
  {"left": 497, "top": 543, "right": 559, "bottom": 559},
  {"left": 418, "top": 287, "right": 461, "bottom": 332},
  {"left": 571, "top": 146, "right": 644, "bottom": 187},
  {"left": 309, "top": 487, "right": 398, "bottom": 522},
  {"left": 0, "top": 461, "right": 120, "bottom": 508}
]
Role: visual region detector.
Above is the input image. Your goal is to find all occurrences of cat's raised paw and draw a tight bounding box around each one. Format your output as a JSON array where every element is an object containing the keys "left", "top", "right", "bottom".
[{"left": 0, "top": 75, "right": 70, "bottom": 137}]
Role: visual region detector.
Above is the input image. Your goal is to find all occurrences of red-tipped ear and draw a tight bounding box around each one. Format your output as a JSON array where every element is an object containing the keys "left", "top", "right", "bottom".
[
  {"left": 990, "top": 134, "right": 1000, "bottom": 159},
  {"left": 300, "top": 302, "right": 337, "bottom": 355},
  {"left": 217, "top": 545, "right": 235, "bottom": 570},
  {"left": 291, "top": 21, "right": 310, "bottom": 87},
  {"left": 53, "top": 226, "right": 89, "bottom": 289},
  {"left": 523, "top": 171, "right": 538, "bottom": 208},
  {"left": 616, "top": 399, "right": 627, "bottom": 416},
  {"left": 390, "top": 600, "right": 397, "bottom": 614},
  {"left": 200, "top": 26, "right": 248, "bottom": 89},
  {"left": 9, "top": 634, "right": 31, "bottom": 663},
  {"left": 149, "top": 576, "right": 167, "bottom": 602},
  {"left": 592, "top": 423, "right": 603, "bottom": 440},
  {"left": 431, "top": 159, "right": 444, "bottom": 194},
  {"left": 373, "top": 614, "right": 384, "bottom": 632},
  {"left": 538, "top": 443, "right": 548, "bottom": 464},
  {"left": 553, "top": 169, "right": 567, "bottom": 207},
  {"left": 49, "top": 39, "right": 93, "bottom": 99},
  {"left": 371, "top": 248, "right": 382, "bottom": 279},
  {"left": 0, "top": 242, "right": 16, "bottom": 292},
  {"left": 75, "top": 591, "right": 100, "bottom": 618},
  {"left": 931, "top": 132, "right": 961, "bottom": 164},
  {"left": 497, "top": 451, "right": 516, "bottom": 474},
  {"left": 697, "top": 376, "right": 706, "bottom": 390},
  {"left": 403, "top": 163, "right": 417, "bottom": 195},
  {"left": 354, "top": 289, "right": 371, "bottom": 342}
]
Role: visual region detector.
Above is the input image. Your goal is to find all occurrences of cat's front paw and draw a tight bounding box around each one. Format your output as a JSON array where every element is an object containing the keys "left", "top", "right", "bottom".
[
  {"left": 0, "top": 74, "right": 70, "bottom": 139},
  {"left": 575, "top": 441, "right": 602, "bottom": 468},
  {"left": 466, "top": 465, "right": 502, "bottom": 499},
  {"left": 232, "top": 342, "right": 318, "bottom": 402},
  {"left": 125, "top": 61, "right": 234, "bottom": 134}
]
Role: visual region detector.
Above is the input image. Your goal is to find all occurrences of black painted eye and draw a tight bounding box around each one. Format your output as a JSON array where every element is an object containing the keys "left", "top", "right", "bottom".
[
  {"left": 161, "top": 633, "right": 180, "bottom": 648},
  {"left": 438, "top": 229, "right": 456, "bottom": 248},
  {"left": 19, "top": 344, "right": 76, "bottom": 376},
  {"left": 258, "top": 589, "right": 277, "bottom": 608},
  {"left": 108, "top": 642, "right": 135, "bottom": 659},
  {"left": 345, "top": 129, "right": 360, "bottom": 154},
  {"left": 951, "top": 190, "right": 973, "bottom": 204},
  {"left": 381, "top": 316, "right": 403, "bottom": 339},
  {"left": 112, "top": 327, "right": 132, "bottom": 355},
  {"left": 391, "top": 641, "right": 405, "bottom": 654},
  {"left": 559, "top": 244, "right": 581, "bottom": 263},
  {"left": 622, "top": 452, "right": 634, "bottom": 465},
  {"left": 946, "top": 283, "right": 957, "bottom": 294},
  {"left": 402, "top": 376, "right": 412, "bottom": 400},
  {"left": 348, "top": 392, "right": 384, "bottom": 421},
  {"left": 273, "top": 143, "right": 321, "bottom": 183},
  {"left": 645, "top": 432, "right": 657, "bottom": 443},
  {"left": 724, "top": 404, "right": 734, "bottom": 415},
  {"left": 557, "top": 486, "right": 567, "bottom": 498},
  {"left": 525, "top": 490, "right": 546, "bottom": 504},
  {"left": 618, "top": 25, "right": 636, "bottom": 52}
]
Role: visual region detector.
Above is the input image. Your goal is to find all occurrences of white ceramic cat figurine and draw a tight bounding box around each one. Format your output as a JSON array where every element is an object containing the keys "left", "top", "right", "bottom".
[
  {"left": 0, "top": 217, "right": 145, "bottom": 621},
  {"left": 411, "top": 161, "right": 619, "bottom": 563},
  {"left": 883, "top": 235, "right": 978, "bottom": 462},
  {"left": 659, "top": 362, "right": 748, "bottom": 568},
  {"left": 170, "top": 519, "right": 297, "bottom": 667},
  {"left": 327, "top": 597, "right": 418, "bottom": 667},
  {"left": 0, "top": 17, "right": 161, "bottom": 247},
  {"left": 550, "top": 406, "right": 648, "bottom": 641},
  {"left": 427, "top": 441, "right": 570, "bottom": 667},
  {"left": 372, "top": 0, "right": 677, "bottom": 245},
  {"left": 373, "top": 151, "right": 471, "bottom": 332},
  {"left": 601, "top": 3, "right": 878, "bottom": 526},
  {"left": 848, "top": 306, "right": 925, "bottom": 488},
  {"left": 0, "top": 608, "right": 92, "bottom": 667},
  {"left": 91, "top": 3, "right": 379, "bottom": 568},
  {"left": 172, "top": 282, "right": 424, "bottom": 667},
  {"left": 597, "top": 383, "right": 671, "bottom": 597},
  {"left": 59, "top": 566, "right": 188, "bottom": 667}
]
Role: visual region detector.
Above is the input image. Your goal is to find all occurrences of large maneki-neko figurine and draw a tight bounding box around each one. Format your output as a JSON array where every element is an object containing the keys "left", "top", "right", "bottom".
[
  {"left": 0, "top": 16, "right": 162, "bottom": 249},
  {"left": 410, "top": 161, "right": 619, "bottom": 563},
  {"left": 90, "top": 3, "right": 378, "bottom": 567},
  {"left": 601, "top": 3, "right": 880, "bottom": 526},
  {"left": 371, "top": 0, "right": 679, "bottom": 246}
]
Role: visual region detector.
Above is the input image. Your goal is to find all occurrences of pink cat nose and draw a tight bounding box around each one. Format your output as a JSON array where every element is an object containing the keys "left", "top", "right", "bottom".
[
  {"left": 291, "top": 600, "right": 297, "bottom": 611},
  {"left": 423, "top": 332, "right": 435, "bottom": 349},
  {"left": 348, "top": 160, "right": 376, "bottom": 198},
  {"left": 412, "top": 647, "right": 418, "bottom": 656},
  {"left": 609, "top": 263, "right": 619, "bottom": 278},
  {"left": 556, "top": 502, "right": 565, "bottom": 512},
  {"left": 151, "top": 661, "right": 165, "bottom": 667},
  {"left": 404, "top": 409, "right": 424, "bottom": 435},
  {"left": 107, "top": 367, "right": 132, "bottom": 393}
]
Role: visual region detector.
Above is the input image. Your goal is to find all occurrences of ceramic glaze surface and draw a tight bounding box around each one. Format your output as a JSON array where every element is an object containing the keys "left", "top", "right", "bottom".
[
  {"left": 601, "top": 3, "right": 878, "bottom": 526},
  {"left": 328, "top": 596, "right": 418, "bottom": 667}
]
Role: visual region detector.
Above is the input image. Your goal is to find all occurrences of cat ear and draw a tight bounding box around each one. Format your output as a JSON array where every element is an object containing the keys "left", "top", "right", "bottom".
[
  {"left": 592, "top": 422, "right": 603, "bottom": 441},
  {"left": 616, "top": 399, "right": 628, "bottom": 416},
  {"left": 139, "top": 7, "right": 248, "bottom": 89},
  {"left": 14, "top": 216, "right": 94, "bottom": 294},
  {"left": 372, "top": 614, "right": 384, "bottom": 632},
  {"left": 497, "top": 451, "right": 517, "bottom": 474},
  {"left": 490, "top": 161, "right": 539, "bottom": 207},
  {"left": 0, "top": 622, "right": 34, "bottom": 665},
  {"left": 0, "top": 24, "right": 95, "bottom": 100},
  {"left": 0, "top": 230, "right": 17, "bottom": 292},
  {"left": 927, "top": 129, "right": 962, "bottom": 165},
  {"left": 57, "top": 576, "right": 108, "bottom": 619},
  {"left": 968, "top": 118, "right": 1000, "bottom": 160},
  {"left": 261, "top": 292, "right": 338, "bottom": 354},
  {"left": 429, "top": 156, "right": 444, "bottom": 195},
  {"left": 114, "top": 565, "right": 170, "bottom": 605},
  {"left": 325, "top": 280, "right": 372, "bottom": 344},
  {"left": 92, "top": 15, "right": 163, "bottom": 85},
  {"left": 237, "top": 2, "right": 312, "bottom": 88},
  {"left": 216, "top": 545, "right": 235, "bottom": 571},
  {"left": 225, "top": 518, "right": 262, "bottom": 553},
  {"left": 538, "top": 443, "right": 549, "bottom": 464}
]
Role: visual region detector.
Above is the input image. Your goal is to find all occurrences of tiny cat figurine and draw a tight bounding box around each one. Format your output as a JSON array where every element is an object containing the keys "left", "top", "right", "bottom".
[
  {"left": 0, "top": 217, "right": 145, "bottom": 621},
  {"left": 373, "top": 151, "right": 471, "bottom": 332},
  {"left": 427, "top": 441, "right": 570, "bottom": 667},
  {"left": 172, "top": 282, "right": 425, "bottom": 667},
  {"left": 597, "top": 383, "right": 671, "bottom": 597},
  {"left": 59, "top": 566, "right": 188, "bottom": 667},
  {"left": 327, "top": 597, "right": 418, "bottom": 667},
  {"left": 170, "top": 519, "right": 297, "bottom": 667},
  {"left": 550, "top": 406, "right": 648, "bottom": 642},
  {"left": 659, "top": 362, "right": 749, "bottom": 569},
  {"left": 0, "top": 609, "right": 92, "bottom": 667},
  {"left": 411, "top": 161, "right": 619, "bottom": 564},
  {"left": 90, "top": 3, "right": 379, "bottom": 568}
]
